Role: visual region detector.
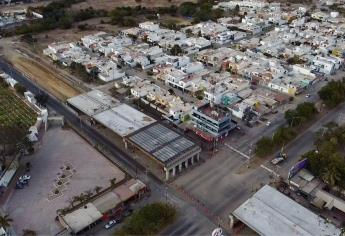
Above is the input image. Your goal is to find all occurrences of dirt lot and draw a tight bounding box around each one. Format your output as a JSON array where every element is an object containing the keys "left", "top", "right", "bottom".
[
  {"left": 12, "top": 56, "right": 80, "bottom": 100},
  {"left": 73, "top": 0, "right": 197, "bottom": 10},
  {"left": 5, "top": 127, "right": 126, "bottom": 235},
  {"left": 1, "top": 37, "right": 80, "bottom": 101}
]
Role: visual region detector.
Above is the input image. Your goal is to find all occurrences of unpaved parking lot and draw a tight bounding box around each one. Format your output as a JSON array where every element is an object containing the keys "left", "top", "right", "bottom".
[{"left": 5, "top": 127, "right": 125, "bottom": 235}]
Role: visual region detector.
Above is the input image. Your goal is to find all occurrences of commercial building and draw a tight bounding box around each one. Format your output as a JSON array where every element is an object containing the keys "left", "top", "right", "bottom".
[
  {"left": 230, "top": 185, "right": 341, "bottom": 236},
  {"left": 191, "top": 103, "right": 236, "bottom": 141},
  {"left": 59, "top": 179, "right": 147, "bottom": 234},
  {"left": 67, "top": 90, "right": 156, "bottom": 137},
  {"left": 125, "top": 123, "right": 201, "bottom": 180}
]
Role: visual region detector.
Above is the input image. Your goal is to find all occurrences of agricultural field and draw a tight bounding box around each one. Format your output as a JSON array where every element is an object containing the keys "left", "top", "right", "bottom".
[{"left": 0, "top": 85, "right": 37, "bottom": 144}]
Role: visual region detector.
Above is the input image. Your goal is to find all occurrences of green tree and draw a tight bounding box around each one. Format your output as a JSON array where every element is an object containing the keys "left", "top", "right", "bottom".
[
  {"left": 179, "top": 2, "right": 197, "bottom": 17},
  {"left": 170, "top": 44, "right": 183, "bottom": 56},
  {"left": 255, "top": 137, "right": 274, "bottom": 157},
  {"left": 23, "top": 229, "right": 37, "bottom": 236},
  {"left": 115, "top": 202, "right": 177, "bottom": 236},
  {"left": 14, "top": 83, "right": 27, "bottom": 96},
  {"left": 318, "top": 79, "right": 345, "bottom": 108},
  {"left": 0, "top": 214, "right": 13, "bottom": 231}
]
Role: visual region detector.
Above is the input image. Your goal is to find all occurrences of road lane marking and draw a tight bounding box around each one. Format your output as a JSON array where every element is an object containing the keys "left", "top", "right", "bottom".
[
  {"left": 260, "top": 164, "right": 280, "bottom": 178},
  {"left": 224, "top": 143, "right": 251, "bottom": 160}
]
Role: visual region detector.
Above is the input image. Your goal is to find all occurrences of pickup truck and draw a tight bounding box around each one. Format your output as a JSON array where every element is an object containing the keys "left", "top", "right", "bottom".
[{"left": 271, "top": 152, "right": 287, "bottom": 165}]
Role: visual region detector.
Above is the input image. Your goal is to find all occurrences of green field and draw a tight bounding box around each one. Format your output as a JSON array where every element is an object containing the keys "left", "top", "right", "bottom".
[{"left": 0, "top": 85, "right": 37, "bottom": 144}]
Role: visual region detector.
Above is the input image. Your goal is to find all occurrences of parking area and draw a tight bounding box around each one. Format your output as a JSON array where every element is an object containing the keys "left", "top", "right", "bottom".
[{"left": 5, "top": 127, "right": 126, "bottom": 235}]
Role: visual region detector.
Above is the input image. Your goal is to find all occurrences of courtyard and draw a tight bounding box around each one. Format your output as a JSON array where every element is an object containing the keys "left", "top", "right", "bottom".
[{"left": 5, "top": 127, "right": 126, "bottom": 235}]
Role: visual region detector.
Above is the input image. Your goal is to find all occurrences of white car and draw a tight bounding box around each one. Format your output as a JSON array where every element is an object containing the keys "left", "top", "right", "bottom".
[
  {"left": 104, "top": 220, "right": 117, "bottom": 229},
  {"left": 266, "top": 121, "right": 271, "bottom": 126},
  {"left": 305, "top": 94, "right": 310, "bottom": 98},
  {"left": 19, "top": 175, "right": 31, "bottom": 181}
]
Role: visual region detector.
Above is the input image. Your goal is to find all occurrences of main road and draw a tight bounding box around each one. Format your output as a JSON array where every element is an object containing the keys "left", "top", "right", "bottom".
[{"left": 0, "top": 59, "right": 217, "bottom": 235}]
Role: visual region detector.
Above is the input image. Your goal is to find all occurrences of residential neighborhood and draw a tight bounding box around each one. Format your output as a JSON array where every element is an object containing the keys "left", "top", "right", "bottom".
[{"left": 1, "top": 0, "right": 345, "bottom": 235}]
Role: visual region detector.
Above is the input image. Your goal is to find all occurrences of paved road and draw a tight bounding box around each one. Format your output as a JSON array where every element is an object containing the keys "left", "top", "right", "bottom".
[{"left": 0, "top": 59, "right": 217, "bottom": 236}]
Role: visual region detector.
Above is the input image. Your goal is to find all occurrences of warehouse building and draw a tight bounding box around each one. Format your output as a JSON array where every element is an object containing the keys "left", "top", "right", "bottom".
[
  {"left": 230, "top": 185, "right": 341, "bottom": 236},
  {"left": 67, "top": 90, "right": 156, "bottom": 137},
  {"left": 125, "top": 123, "right": 201, "bottom": 180}
]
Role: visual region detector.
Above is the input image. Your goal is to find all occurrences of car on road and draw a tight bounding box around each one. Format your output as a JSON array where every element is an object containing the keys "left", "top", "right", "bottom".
[
  {"left": 305, "top": 94, "right": 310, "bottom": 98},
  {"left": 271, "top": 152, "right": 287, "bottom": 165},
  {"left": 266, "top": 121, "right": 271, "bottom": 126},
  {"left": 104, "top": 220, "right": 117, "bottom": 229},
  {"left": 19, "top": 175, "right": 31, "bottom": 181},
  {"left": 271, "top": 157, "right": 284, "bottom": 165}
]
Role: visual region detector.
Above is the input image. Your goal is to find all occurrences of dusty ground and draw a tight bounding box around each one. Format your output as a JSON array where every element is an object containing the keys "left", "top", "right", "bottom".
[
  {"left": 12, "top": 56, "right": 80, "bottom": 100},
  {"left": 73, "top": 0, "right": 197, "bottom": 10},
  {"left": 5, "top": 127, "right": 126, "bottom": 235},
  {"left": 1, "top": 37, "right": 80, "bottom": 101}
]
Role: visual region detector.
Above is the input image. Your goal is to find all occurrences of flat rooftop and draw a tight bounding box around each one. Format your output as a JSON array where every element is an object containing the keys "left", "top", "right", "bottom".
[
  {"left": 196, "top": 103, "right": 229, "bottom": 121},
  {"left": 233, "top": 185, "right": 341, "bottom": 236},
  {"left": 127, "top": 123, "right": 200, "bottom": 166},
  {"left": 67, "top": 90, "right": 120, "bottom": 116},
  {"left": 93, "top": 104, "right": 156, "bottom": 137}
]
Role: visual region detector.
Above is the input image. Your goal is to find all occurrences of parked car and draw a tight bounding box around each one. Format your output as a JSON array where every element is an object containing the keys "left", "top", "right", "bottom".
[
  {"left": 19, "top": 175, "right": 31, "bottom": 182},
  {"left": 305, "top": 94, "right": 310, "bottom": 98},
  {"left": 104, "top": 220, "right": 117, "bottom": 229},
  {"left": 266, "top": 121, "right": 271, "bottom": 126}
]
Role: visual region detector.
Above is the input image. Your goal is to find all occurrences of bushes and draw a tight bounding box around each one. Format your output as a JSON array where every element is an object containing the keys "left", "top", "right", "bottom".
[
  {"left": 285, "top": 102, "right": 318, "bottom": 127},
  {"left": 115, "top": 202, "right": 177, "bottom": 236},
  {"left": 256, "top": 102, "right": 317, "bottom": 157},
  {"left": 255, "top": 127, "right": 296, "bottom": 157},
  {"left": 14, "top": 83, "right": 27, "bottom": 96},
  {"left": 302, "top": 124, "right": 345, "bottom": 189},
  {"left": 12, "top": 1, "right": 104, "bottom": 35},
  {"left": 318, "top": 79, "right": 345, "bottom": 108}
]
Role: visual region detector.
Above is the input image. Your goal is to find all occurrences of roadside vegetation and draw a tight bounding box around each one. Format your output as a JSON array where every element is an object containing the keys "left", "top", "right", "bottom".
[
  {"left": 115, "top": 202, "right": 177, "bottom": 236},
  {"left": 318, "top": 79, "right": 345, "bottom": 108},
  {"left": 302, "top": 122, "right": 345, "bottom": 190},
  {"left": 1, "top": 0, "right": 229, "bottom": 35},
  {"left": 69, "top": 62, "right": 99, "bottom": 83},
  {"left": 255, "top": 102, "right": 318, "bottom": 157},
  {"left": 3, "top": 0, "right": 107, "bottom": 36}
]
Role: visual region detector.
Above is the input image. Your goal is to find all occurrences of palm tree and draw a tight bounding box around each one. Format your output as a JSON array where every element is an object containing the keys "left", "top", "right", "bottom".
[{"left": 0, "top": 214, "right": 13, "bottom": 231}]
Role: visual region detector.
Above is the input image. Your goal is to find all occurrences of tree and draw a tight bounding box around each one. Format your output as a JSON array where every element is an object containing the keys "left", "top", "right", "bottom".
[
  {"left": 255, "top": 137, "right": 273, "bottom": 157},
  {"left": 94, "top": 186, "right": 102, "bottom": 194},
  {"left": 23, "top": 229, "right": 37, "bottom": 236},
  {"left": 170, "top": 44, "right": 183, "bottom": 56},
  {"left": 234, "top": 4, "right": 240, "bottom": 14},
  {"left": 179, "top": 2, "right": 197, "bottom": 17},
  {"left": 14, "top": 83, "right": 27, "bottom": 96},
  {"left": 0, "top": 214, "right": 13, "bottom": 231},
  {"left": 115, "top": 202, "right": 177, "bottom": 236},
  {"left": 110, "top": 178, "right": 117, "bottom": 186},
  {"left": 318, "top": 79, "right": 345, "bottom": 108}
]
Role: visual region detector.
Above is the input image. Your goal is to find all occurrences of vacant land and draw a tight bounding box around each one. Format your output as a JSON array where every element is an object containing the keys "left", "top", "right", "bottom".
[
  {"left": 6, "top": 127, "right": 126, "bottom": 235},
  {"left": 72, "top": 0, "right": 197, "bottom": 10},
  {"left": 0, "top": 85, "right": 37, "bottom": 143},
  {"left": 13, "top": 56, "right": 80, "bottom": 100}
]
